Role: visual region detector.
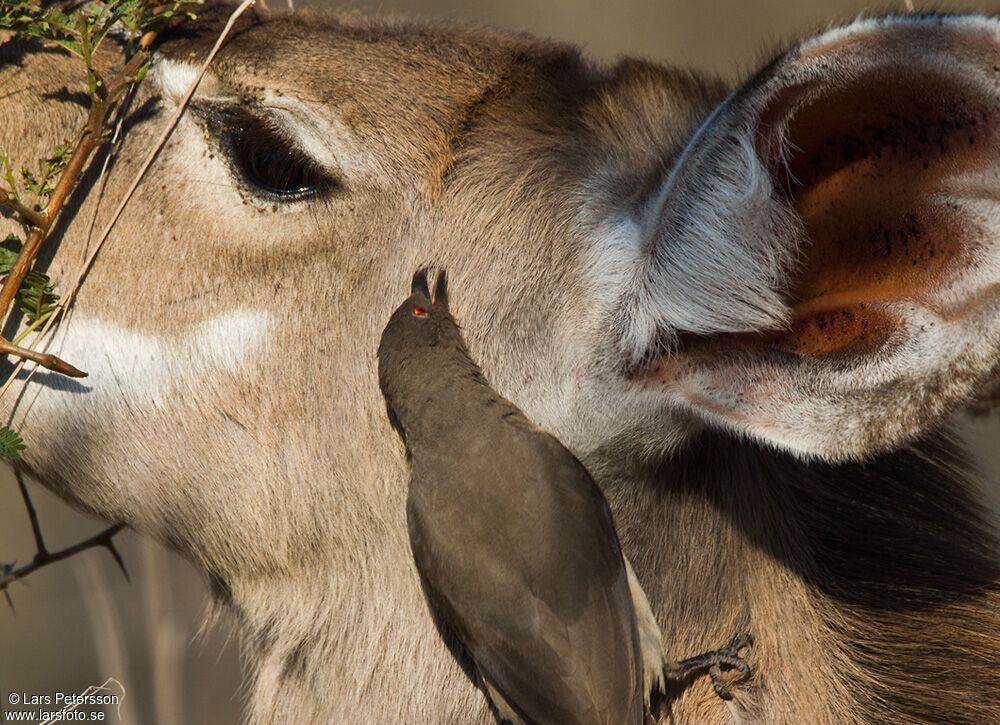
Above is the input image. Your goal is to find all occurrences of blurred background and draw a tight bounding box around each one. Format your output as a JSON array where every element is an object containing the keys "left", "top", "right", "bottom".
[{"left": 2, "top": 0, "right": 997, "bottom": 723}]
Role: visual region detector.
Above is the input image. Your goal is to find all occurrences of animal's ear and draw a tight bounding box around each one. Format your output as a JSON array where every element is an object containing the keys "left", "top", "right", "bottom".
[
  {"left": 411, "top": 269, "right": 431, "bottom": 298},
  {"left": 433, "top": 270, "right": 449, "bottom": 310},
  {"left": 625, "top": 16, "right": 1000, "bottom": 460}
]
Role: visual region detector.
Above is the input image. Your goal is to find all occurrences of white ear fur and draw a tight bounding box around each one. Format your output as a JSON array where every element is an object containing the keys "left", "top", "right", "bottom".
[
  {"left": 612, "top": 113, "right": 803, "bottom": 368},
  {"left": 625, "top": 14, "right": 1000, "bottom": 460}
]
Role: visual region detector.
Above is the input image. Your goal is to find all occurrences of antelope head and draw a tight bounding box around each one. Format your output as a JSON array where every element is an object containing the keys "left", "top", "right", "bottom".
[{"left": 2, "top": 5, "right": 1000, "bottom": 723}]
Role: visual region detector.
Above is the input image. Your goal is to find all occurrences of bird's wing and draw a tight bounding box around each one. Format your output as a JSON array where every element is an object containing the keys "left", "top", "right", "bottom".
[
  {"left": 408, "top": 428, "right": 645, "bottom": 725},
  {"left": 471, "top": 563, "right": 644, "bottom": 725}
]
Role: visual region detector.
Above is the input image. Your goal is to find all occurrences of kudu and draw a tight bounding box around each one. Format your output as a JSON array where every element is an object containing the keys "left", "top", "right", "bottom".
[{"left": 2, "top": 5, "right": 1000, "bottom": 723}]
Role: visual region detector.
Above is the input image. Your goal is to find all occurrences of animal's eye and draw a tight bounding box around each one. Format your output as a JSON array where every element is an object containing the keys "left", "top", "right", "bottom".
[
  {"left": 413, "top": 306, "right": 430, "bottom": 317},
  {"left": 212, "top": 108, "right": 335, "bottom": 201}
]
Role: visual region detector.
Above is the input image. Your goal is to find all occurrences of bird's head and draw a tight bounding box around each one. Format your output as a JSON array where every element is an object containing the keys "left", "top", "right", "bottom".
[
  {"left": 377, "top": 268, "right": 468, "bottom": 423},
  {"left": 379, "top": 267, "right": 455, "bottom": 350}
]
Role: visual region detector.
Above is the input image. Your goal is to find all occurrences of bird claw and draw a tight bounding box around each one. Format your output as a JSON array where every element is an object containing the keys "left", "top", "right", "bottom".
[{"left": 669, "top": 632, "right": 754, "bottom": 701}]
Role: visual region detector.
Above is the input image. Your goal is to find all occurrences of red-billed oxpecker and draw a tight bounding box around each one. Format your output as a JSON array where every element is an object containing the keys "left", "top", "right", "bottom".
[{"left": 377, "top": 269, "right": 752, "bottom": 724}]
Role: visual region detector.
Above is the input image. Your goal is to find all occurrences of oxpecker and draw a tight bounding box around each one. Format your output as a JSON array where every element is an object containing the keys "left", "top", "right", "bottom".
[{"left": 377, "top": 269, "right": 752, "bottom": 724}]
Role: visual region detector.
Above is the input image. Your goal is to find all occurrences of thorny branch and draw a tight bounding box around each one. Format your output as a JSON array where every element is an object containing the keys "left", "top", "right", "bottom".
[
  {"left": 0, "top": 0, "right": 255, "bottom": 602},
  {"left": 0, "top": 0, "right": 203, "bottom": 381},
  {"left": 0, "top": 186, "right": 43, "bottom": 228},
  {"left": 0, "top": 0, "right": 253, "bottom": 400},
  {"left": 1, "top": 471, "right": 128, "bottom": 604},
  {"left": 0, "top": 524, "right": 128, "bottom": 597},
  {"left": 16, "top": 469, "right": 44, "bottom": 553},
  {"left": 0, "top": 46, "right": 150, "bottom": 316},
  {"left": 0, "top": 46, "right": 151, "bottom": 377},
  {"left": 0, "top": 0, "right": 211, "bottom": 602}
]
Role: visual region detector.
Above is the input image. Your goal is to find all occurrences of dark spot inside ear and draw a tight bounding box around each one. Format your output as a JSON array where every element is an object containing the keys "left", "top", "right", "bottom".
[
  {"left": 765, "top": 71, "right": 999, "bottom": 355},
  {"left": 778, "top": 304, "right": 895, "bottom": 357}
]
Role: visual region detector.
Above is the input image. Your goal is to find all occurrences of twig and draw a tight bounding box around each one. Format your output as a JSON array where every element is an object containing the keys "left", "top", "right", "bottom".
[
  {"left": 0, "top": 3, "right": 252, "bottom": 600},
  {"left": 2, "top": 565, "right": 13, "bottom": 608},
  {"left": 0, "top": 2, "right": 215, "bottom": 381},
  {"left": 77, "top": 0, "right": 256, "bottom": 288},
  {"left": 0, "top": 337, "right": 85, "bottom": 376},
  {"left": 15, "top": 470, "right": 46, "bottom": 555},
  {"left": 0, "top": 50, "right": 149, "bottom": 336},
  {"left": 0, "top": 187, "right": 44, "bottom": 228},
  {"left": 0, "top": 521, "right": 127, "bottom": 592},
  {"left": 0, "top": 44, "right": 151, "bottom": 377},
  {"left": 0, "top": 1, "right": 215, "bottom": 609},
  {"left": 83, "top": 82, "right": 136, "bottom": 253}
]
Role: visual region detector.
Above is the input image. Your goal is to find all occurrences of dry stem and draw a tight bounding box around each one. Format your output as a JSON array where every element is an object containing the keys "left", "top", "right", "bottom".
[
  {"left": 0, "top": 0, "right": 255, "bottom": 603},
  {"left": 0, "top": 50, "right": 149, "bottom": 347},
  {"left": 0, "top": 187, "right": 44, "bottom": 228},
  {"left": 0, "top": 3, "right": 248, "bottom": 380},
  {"left": 0, "top": 337, "right": 85, "bottom": 376}
]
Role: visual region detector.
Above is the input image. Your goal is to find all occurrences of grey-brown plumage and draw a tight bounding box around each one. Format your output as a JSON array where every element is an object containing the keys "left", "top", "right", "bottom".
[{"left": 378, "top": 270, "right": 650, "bottom": 724}]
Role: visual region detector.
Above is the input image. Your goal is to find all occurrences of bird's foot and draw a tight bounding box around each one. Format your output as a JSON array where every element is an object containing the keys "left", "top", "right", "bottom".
[{"left": 667, "top": 632, "right": 753, "bottom": 701}]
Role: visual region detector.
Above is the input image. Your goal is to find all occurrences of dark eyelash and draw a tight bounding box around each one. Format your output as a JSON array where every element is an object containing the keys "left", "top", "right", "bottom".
[{"left": 209, "top": 107, "right": 337, "bottom": 201}]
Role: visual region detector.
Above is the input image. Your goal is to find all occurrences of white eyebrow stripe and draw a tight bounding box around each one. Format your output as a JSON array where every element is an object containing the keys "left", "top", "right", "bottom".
[{"left": 152, "top": 58, "right": 225, "bottom": 103}]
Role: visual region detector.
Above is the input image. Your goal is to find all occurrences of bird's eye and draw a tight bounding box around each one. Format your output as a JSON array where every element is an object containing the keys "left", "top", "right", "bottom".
[{"left": 413, "top": 306, "right": 430, "bottom": 317}]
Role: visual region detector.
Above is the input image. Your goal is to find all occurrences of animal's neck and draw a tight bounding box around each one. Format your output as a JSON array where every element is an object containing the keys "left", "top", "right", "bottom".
[
  {"left": 224, "top": 526, "right": 495, "bottom": 724},
  {"left": 600, "top": 429, "right": 1000, "bottom": 724},
  {"left": 222, "top": 425, "right": 1000, "bottom": 725}
]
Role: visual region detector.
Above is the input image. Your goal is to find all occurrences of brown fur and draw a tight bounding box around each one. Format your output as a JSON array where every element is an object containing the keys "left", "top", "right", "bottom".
[{"left": 0, "top": 6, "right": 998, "bottom": 723}]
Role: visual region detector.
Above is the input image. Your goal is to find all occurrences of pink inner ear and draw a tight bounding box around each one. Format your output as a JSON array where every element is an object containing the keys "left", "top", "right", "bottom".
[
  {"left": 763, "top": 71, "right": 1000, "bottom": 357},
  {"left": 635, "top": 20, "right": 1000, "bottom": 458}
]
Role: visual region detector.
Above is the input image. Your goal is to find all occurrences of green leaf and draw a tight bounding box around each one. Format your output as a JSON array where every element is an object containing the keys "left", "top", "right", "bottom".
[
  {"left": 0, "top": 0, "right": 202, "bottom": 61},
  {"left": 0, "top": 234, "right": 22, "bottom": 275},
  {"left": 0, "top": 2, "right": 84, "bottom": 57},
  {"left": 0, "top": 426, "right": 26, "bottom": 460},
  {"left": 18, "top": 166, "right": 40, "bottom": 196},
  {"left": 16, "top": 140, "right": 71, "bottom": 202},
  {"left": 17, "top": 269, "right": 58, "bottom": 324},
  {"left": 1, "top": 150, "right": 18, "bottom": 202},
  {"left": 136, "top": 0, "right": 203, "bottom": 30},
  {"left": 90, "top": 0, "right": 141, "bottom": 53},
  {"left": 46, "top": 141, "right": 72, "bottom": 170}
]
